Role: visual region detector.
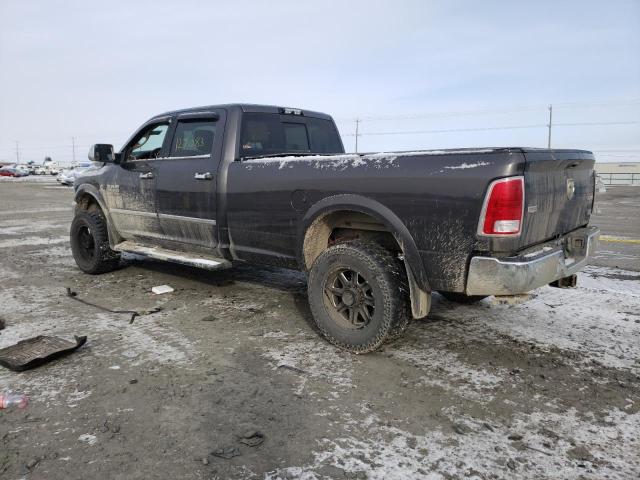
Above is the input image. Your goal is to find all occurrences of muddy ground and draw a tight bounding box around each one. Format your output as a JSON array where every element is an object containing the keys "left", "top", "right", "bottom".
[{"left": 0, "top": 178, "right": 639, "bottom": 480}]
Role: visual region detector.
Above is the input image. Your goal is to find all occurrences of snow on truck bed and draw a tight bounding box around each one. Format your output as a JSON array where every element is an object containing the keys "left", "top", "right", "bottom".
[{"left": 242, "top": 149, "right": 498, "bottom": 170}]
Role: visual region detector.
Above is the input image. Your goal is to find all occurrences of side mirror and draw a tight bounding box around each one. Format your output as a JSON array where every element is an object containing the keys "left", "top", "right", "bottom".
[{"left": 88, "top": 144, "right": 116, "bottom": 163}]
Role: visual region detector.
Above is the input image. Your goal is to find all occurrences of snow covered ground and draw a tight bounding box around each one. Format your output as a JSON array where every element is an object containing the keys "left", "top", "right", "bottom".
[{"left": 263, "top": 266, "right": 640, "bottom": 480}]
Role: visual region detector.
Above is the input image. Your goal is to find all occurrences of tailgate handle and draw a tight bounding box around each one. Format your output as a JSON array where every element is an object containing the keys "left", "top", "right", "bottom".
[
  {"left": 194, "top": 172, "right": 213, "bottom": 180},
  {"left": 566, "top": 162, "right": 579, "bottom": 169}
]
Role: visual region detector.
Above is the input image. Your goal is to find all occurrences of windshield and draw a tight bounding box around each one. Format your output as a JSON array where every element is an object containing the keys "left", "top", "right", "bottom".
[{"left": 240, "top": 113, "right": 343, "bottom": 158}]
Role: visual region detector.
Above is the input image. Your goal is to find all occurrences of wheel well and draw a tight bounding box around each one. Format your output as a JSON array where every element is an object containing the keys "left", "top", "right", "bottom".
[
  {"left": 75, "top": 192, "right": 102, "bottom": 214},
  {"left": 302, "top": 210, "right": 402, "bottom": 270}
]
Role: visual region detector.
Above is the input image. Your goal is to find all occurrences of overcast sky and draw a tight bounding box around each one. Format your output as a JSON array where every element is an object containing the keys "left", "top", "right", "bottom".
[{"left": 1, "top": 0, "right": 639, "bottom": 164}]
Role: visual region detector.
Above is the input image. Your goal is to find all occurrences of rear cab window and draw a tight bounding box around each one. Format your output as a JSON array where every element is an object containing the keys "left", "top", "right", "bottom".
[
  {"left": 240, "top": 113, "right": 343, "bottom": 158},
  {"left": 283, "top": 123, "right": 309, "bottom": 151}
]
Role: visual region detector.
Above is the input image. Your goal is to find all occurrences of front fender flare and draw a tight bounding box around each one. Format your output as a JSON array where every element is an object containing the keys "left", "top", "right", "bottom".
[{"left": 74, "top": 184, "right": 120, "bottom": 246}]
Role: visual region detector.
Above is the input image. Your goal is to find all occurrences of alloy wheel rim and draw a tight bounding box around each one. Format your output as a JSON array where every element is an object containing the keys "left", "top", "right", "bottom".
[{"left": 324, "top": 268, "right": 375, "bottom": 329}]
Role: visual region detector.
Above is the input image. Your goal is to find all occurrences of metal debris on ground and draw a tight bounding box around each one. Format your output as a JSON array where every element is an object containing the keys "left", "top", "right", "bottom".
[
  {"left": 151, "top": 285, "right": 174, "bottom": 295},
  {"left": 211, "top": 447, "right": 241, "bottom": 459},
  {"left": 65, "top": 287, "right": 162, "bottom": 323},
  {"left": 238, "top": 430, "right": 264, "bottom": 447},
  {"left": 277, "top": 364, "right": 306, "bottom": 374},
  {"left": 0, "top": 335, "right": 87, "bottom": 372}
]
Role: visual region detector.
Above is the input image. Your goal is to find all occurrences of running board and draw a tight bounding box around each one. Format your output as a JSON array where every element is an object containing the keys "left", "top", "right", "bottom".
[{"left": 113, "top": 241, "right": 232, "bottom": 271}]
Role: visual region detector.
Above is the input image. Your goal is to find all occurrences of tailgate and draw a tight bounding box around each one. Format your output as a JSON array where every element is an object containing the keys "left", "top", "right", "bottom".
[{"left": 519, "top": 149, "right": 595, "bottom": 247}]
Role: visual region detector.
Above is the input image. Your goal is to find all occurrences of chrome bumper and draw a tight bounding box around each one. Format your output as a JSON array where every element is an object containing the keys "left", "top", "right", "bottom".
[{"left": 466, "top": 226, "right": 600, "bottom": 296}]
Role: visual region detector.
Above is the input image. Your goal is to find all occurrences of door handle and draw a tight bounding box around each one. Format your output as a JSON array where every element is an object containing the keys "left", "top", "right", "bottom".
[
  {"left": 139, "top": 172, "right": 154, "bottom": 179},
  {"left": 194, "top": 172, "right": 213, "bottom": 180}
]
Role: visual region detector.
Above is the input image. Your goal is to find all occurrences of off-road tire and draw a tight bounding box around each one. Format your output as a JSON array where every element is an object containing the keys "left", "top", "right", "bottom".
[
  {"left": 307, "top": 241, "right": 410, "bottom": 354},
  {"left": 439, "top": 291, "right": 488, "bottom": 304},
  {"left": 70, "top": 210, "right": 120, "bottom": 274}
]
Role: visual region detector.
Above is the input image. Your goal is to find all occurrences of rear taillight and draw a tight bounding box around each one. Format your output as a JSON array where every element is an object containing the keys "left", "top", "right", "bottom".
[{"left": 478, "top": 176, "right": 524, "bottom": 236}]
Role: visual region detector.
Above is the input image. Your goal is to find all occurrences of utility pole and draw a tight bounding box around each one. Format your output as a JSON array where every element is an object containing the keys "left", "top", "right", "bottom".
[
  {"left": 354, "top": 118, "right": 360, "bottom": 153},
  {"left": 547, "top": 104, "right": 553, "bottom": 148},
  {"left": 15, "top": 141, "right": 19, "bottom": 163},
  {"left": 72, "top": 136, "right": 76, "bottom": 164}
]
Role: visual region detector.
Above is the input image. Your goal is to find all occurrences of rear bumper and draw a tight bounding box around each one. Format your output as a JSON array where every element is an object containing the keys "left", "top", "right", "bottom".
[{"left": 466, "top": 226, "right": 600, "bottom": 295}]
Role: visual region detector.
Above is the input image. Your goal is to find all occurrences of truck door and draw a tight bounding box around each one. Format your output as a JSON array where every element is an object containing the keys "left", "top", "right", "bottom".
[
  {"left": 154, "top": 110, "right": 224, "bottom": 249},
  {"left": 106, "top": 120, "right": 170, "bottom": 242}
]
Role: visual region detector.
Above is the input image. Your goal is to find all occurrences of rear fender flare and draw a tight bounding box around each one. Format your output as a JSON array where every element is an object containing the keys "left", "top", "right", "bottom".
[{"left": 298, "top": 195, "right": 431, "bottom": 315}]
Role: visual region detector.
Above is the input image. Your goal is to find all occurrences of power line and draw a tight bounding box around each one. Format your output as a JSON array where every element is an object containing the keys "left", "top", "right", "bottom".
[
  {"left": 555, "top": 120, "right": 640, "bottom": 127},
  {"left": 0, "top": 143, "right": 93, "bottom": 152},
  {"left": 335, "top": 106, "right": 545, "bottom": 123},
  {"left": 334, "top": 98, "right": 640, "bottom": 123},
  {"left": 592, "top": 149, "right": 640, "bottom": 152},
  {"left": 341, "top": 120, "right": 640, "bottom": 137},
  {"left": 594, "top": 153, "right": 640, "bottom": 157},
  {"left": 552, "top": 99, "right": 640, "bottom": 108},
  {"left": 2, "top": 100, "right": 639, "bottom": 155},
  {"left": 342, "top": 124, "right": 546, "bottom": 136}
]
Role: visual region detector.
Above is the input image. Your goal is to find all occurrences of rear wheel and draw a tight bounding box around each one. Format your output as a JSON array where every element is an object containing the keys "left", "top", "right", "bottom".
[
  {"left": 439, "top": 291, "right": 488, "bottom": 304},
  {"left": 70, "top": 210, "right": 120, "bottom": 274},
  {"left": 307, "top": 241, "right": 410, "bottom": 353}
]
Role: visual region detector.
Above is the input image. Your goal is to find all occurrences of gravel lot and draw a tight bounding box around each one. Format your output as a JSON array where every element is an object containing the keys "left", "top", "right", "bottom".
[{"left": 1, "top": 178, "right": 639, "bottom": 480}]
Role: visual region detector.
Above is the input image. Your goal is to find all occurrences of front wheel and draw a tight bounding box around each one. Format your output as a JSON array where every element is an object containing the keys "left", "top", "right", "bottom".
[
  {"left": 70, "top": 210, "right": 120, "bottom": 274},
  {"left": 307, "top": 241, "right": 410, "bottom": 354}
]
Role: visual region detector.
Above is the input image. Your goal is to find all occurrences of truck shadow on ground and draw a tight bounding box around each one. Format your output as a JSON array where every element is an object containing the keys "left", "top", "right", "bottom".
[
  {"left": 119, "top": 256, "right": 482, "bottom": 345},
  {"left": 121, "top": 257, "right": 321, "bottom": 333}
]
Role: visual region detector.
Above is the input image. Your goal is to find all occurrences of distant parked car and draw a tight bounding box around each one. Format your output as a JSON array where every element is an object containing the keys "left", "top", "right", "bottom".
[
  {"left": 15, "top": 165, "right": 30, "bottom": 175},
  {"left": 58, "top": 163, "right": 94, "bottom": 186},
  {"left": 34, "top": 166, "right": 48, "bottom": 175},
  {"left": 0, "top": 167, "right": 28, "bottom": 177}
]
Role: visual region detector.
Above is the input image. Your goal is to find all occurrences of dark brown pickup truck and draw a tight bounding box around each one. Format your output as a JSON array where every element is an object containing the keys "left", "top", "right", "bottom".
[{"left": 71, "top": 103, "right": 599, "bottom": 352}]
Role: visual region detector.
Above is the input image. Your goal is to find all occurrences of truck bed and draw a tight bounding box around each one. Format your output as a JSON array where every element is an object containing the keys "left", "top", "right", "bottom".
[{"left": 226, "top": 147, "right": 595, "bottom": 292}]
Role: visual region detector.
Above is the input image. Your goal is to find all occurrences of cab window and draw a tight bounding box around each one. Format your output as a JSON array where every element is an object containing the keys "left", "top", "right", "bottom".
[
  {"left": 127, "top": 123, "right": 169, "bottom": 160},
  {"left": 240, "top": 113, "right": 343, "bottom": 158},
  {"left": 283, "top": 123, "right": 310, "bottom": 151},
  {"left": 170, "top": 120, "right": 216, "bottom": 157}
]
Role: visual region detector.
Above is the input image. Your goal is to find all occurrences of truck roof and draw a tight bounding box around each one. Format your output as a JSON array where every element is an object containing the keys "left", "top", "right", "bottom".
[{"left": 153, "top": 103, "right": 334, "bottom": 121}]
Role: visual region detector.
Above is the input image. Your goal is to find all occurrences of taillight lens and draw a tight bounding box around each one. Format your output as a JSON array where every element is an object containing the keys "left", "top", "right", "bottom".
[{"left": 478, "top": 176, "right": 524, "bottom": 236}]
